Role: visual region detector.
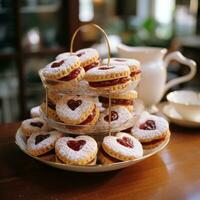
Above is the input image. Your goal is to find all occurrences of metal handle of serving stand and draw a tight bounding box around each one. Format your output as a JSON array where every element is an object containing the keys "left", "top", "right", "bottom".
[{"left": 70, "top": 23, "right": 113, "bottom": 135}]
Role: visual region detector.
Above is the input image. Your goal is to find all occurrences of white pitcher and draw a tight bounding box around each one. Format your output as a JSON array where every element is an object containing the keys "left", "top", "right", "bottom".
[{"left": 117, "top": 44, "right": 197, "bottom": 112}]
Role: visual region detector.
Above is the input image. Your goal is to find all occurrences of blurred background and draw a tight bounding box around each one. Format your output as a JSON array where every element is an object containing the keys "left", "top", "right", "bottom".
[{"left": 0, "top": 0, "right": 199, "bottom": 122}]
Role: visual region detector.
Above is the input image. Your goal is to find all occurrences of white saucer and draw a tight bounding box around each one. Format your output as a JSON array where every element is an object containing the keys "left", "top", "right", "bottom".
[{"left": 162, "top": 103, "right": 200, "bottom": 128}]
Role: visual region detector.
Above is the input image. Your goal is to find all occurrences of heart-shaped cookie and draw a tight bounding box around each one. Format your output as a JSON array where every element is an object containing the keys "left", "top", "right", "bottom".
[
  {"left": 21, "top": 117, "right": 49, "bottom": 137},
  {"left": 131, "top": 112, "right": 170, "bottom": 149},
  {"left": 97, "top": 106, "right": 132, "bottom": 131},
  {"left": 102, "top": 132, "right": 143, "bottom": 161},
  {"left": 56, "top": 95, "right": 99, "bottom": 129},
  {"left": 27, "top": 130, "right": 63, "bottom": 156},
  {"left": 55, "top": 135, "right": 97, "bottom": 165}
]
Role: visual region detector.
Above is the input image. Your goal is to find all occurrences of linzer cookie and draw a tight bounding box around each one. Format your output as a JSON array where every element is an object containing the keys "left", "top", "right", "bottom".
[
  {"left": 56, "top": 95, "right": 100, "bottom": 130},
  {"left": 27, "top": 130, "right": 63, "bottom": 156},
  {"left": 56, "top": 48, "right": 100, "bottom": 72},
  {"left": 42, "top": 56, "right": 85, "bottom": 89},
  {"left": 21, "top": 117, "right": 49, "bottom": 137},
  {"left": 102, "top": 132, "right": 143, "bottom": 161},
  {"left": 85, "top": 64, "right": 131, "bottom": 92},
  {"left": 55, "top": 135, "right": 98, "bottom": 165},
  {"left": 98, "top": 146, "right": 120, "bottom": 164},
  {"left": 99, "top": 90, "right": 137, "bottom": 112},
  {"left": 97, "top": 106, "right": 132, "bottom": 131},
  {"left": 40, "top": 90, "right": 61, "bottom": 121},
  {"left": 131, "top": 112, "right": 170, "bottom": 149},
  {"left": 103, "top": 58, "right": 141, "bottom": 81},
  {"left": 75, "top": 48, "right": 100, "bottom": 71}
]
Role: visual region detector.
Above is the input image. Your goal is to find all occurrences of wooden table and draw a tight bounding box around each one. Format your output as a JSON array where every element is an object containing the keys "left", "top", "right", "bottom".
[{"left": 0, "top": 123, "right": 200, "bottom": 200}]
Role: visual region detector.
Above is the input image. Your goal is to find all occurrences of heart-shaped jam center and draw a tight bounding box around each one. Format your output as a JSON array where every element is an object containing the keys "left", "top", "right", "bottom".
[
  {"left": 51, "top": 60, "right": 64, "bottom": 68},
  {"left": 76, "top": 52, "right": 85, "bottom": 57},
  {"left": 35, "top": 134, "right": 50, "bottom": 145},
  {"left": 30, "top": 121, "right": 43, "bottom": 128},
  {"left": 114, "top": 59, "right": 126, "bottom": 62},
  {"left": 98, "top": 66, "right": 114, "bottom": 70},
  {"left": 104, "top": 111, "right": 118, "bottom": 122},
  {"left": 139, "top": 120, "right": 156, "bottom": 130},
  {"left": 117, "top": 136, "right": 134, "bottom": 148},
  {"left": 67, "top": 140, "right": 86, "bottom": 151},
  {"left": 67, "top": 99, "right": 82, "bottom": 111}
]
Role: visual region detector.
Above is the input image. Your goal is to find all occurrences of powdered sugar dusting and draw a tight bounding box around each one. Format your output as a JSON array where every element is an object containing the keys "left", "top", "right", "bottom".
[
  {"left": 97, "top": 106, "right": 132, "bottom": 129},
  {"left": 42, "top": 56, "right": 79, "bottom": 77},
  {"left": 76, "top": 48, "right": 99, "bottom": 62},
  {"left": 103, "top": 132, "right": 143, "bottom": 158},
  {"left": 56, "top": 95, "right": 94, "bottom": 121},
  {"left": 103, "top": 58, "right": 140, "bottom": 71},
  {"left": 55, "top": 136, "right": 97, "bottom": 162},
  {"left": 27, "top": 130, "right": 63, "bottom": 153},
  {"left": 131, "top": 112, "right": 169, "bottom": 140}
]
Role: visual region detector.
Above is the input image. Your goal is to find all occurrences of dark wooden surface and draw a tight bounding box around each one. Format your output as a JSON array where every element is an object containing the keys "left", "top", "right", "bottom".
[{"left": 0, "top": 123, "right": 200, "bottom": 200}]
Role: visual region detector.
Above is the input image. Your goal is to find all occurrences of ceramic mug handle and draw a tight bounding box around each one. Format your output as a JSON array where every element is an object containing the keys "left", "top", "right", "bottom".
[{"left": 164, "top": 51, "right": 197, "bottom": 93}]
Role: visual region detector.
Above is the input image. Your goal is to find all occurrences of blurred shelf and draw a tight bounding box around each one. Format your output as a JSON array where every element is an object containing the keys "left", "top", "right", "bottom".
[
  {"left": 20, "top": 4, "right": 60, "bottom": 14},
  {"left": 0, "top": 52, "right": 16, "bottom": 59},
  {"left": 23, "top": 48, "right": 66, "bottom": 57}
]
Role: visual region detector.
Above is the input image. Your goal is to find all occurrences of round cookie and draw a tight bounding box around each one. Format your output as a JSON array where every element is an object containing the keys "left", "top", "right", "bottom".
[
  {"left": 40, "top": 101, "right": 60, "bottom": 121},
  {"left": 103, "top": 58, "right": 141, "bottom": 81},
  {"left": 99, "top": 90, "right": 137, "bottom": 112},
  {"left": 131, "top": 112, "right": 170, "bottom": 149},
  {"left": 55, "top": 135, "right": 98, "bottom": 165},
  {"left": 75, "top": 48, "right": 100, "bottom": 71},
  {"left": 56, "top": 95, "right": 100, "bottom": 129},
  {"left": 97, "top": 106, "right": 132, "bottom": 131},
  {"left": 56, "top": 48, "right": 100, "bottom": 72},
  {"left": 98, "top": 146, "right": 120, "bottom": 165},
  {"left": 21, "top": 117, "right": 49, "bottom": 137},
  {"left": 42, "top": 56, "right": 85, "bottom": 89},
  {"left": 27, "top": 130, "right": 63, "bottom": 156},
  {"left": 102, "top": 132, "right": 143, "bottom": 161},
  {"left": 85, "top": 64, "right": 131, "bottom": 92}
]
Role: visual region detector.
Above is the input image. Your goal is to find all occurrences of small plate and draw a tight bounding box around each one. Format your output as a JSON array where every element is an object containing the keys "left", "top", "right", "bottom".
[
  {"left": 15, "top": 128, "right": 170, "bottom": 173},
  {"left": 162, "top": 103, "right": 200, "bottom": 128}
]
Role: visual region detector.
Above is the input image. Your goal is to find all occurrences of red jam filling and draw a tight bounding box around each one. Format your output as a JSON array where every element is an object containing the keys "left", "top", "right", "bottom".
[
  {"left": 59, "top": 68, "right": 81, "bottom": 81},
  {"left": 84, "top": 60, "right": 100, "bottom": 71},
  {"left": 104, "top": 111, "right": 118, "bottom": 122},
  {"left": 98, "top": 66, "right": 114, "bottom": 70},
  {"left": 139, "top": 120, "right": 156, "bottom": 130},
  {"left": 67, "top": 140, "right": 86, "bottom": 151},
  {"left": 79, "top": 107, "right": 96, "bottom": 125},
  {"left": 30, "top": 121, "right": 43, "bottom": 128},
  {"left": 99, "top": 96, "right": 133, "bottom": 106},
  {"left": 35, "top": 134, "right": 50, "bottom": 145},
  {"left": 67, "top": 99, "right": 82, "bottom": 111},
  {"left": 89, "top": 77, "right": 130, "bottom": 87},
  {"left": 141, "top": 137, "right": 165, "bottom": 145},
  {"left": 51, "top": 60, "right": 64, "bottom": 68},
  {"left": 117, "top": 137, "right": 134, "bottom": 148},
  {"left": 130, "top": 70, "right": 141, "bottom": 77}
]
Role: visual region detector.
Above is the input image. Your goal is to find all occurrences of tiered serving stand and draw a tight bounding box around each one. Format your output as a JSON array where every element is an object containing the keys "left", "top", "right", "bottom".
[{"left": 15, "top": 24, "right": 170, "bottom": 172}]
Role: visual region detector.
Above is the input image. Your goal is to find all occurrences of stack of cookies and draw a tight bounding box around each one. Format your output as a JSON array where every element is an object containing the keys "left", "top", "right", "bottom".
[{"left": 19, "top": 45, "right": 170, "bottom": 166}]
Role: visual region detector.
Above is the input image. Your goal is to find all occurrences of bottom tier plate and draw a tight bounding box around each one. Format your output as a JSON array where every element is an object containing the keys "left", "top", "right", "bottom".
[{"left": 15, "top": 128, "right": 170, "bottom": 173}]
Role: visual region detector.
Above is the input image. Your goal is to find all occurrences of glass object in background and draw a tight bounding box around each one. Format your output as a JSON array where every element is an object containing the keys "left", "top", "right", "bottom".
[
  {"left": 0, "top": 61, "right": 19, "bottom": 122},
  {"left": 20, "top": 0, "right": 62, "bottom": 51}
]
